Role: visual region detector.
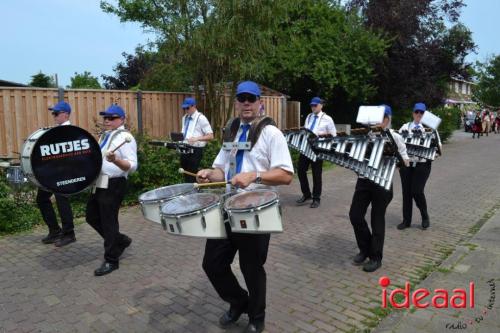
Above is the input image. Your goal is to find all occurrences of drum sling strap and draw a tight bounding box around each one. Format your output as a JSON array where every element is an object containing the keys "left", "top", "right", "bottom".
[
  {"left": 93, "top": 129, "right": 129, "bottom": 191},
  {"left": 222, "top": 117, "right": 277, "bottom": 186}
]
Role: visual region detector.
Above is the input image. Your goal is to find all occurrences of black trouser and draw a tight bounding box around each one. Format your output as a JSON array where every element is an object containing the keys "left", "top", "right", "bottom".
[
  {"left": 399, "top": 161, "right": 431, "bottom": 225},
  {"left": 36, "top": 188, "right": 74, "bottom": 235},
  {"left": 203, "top": 223, "right": 270, "bottom": 322},
  {"left": 86, "top": 177, "right": 128, "bottom": 264},
  {"left": 297, "top": 154, "right": 323, "bottom": 200},
  {"left": 349, "top": 178, "right": 393, "bottom": 261},
  {"left": 180, "top": 147, "right": 204, "bottom": 183}
]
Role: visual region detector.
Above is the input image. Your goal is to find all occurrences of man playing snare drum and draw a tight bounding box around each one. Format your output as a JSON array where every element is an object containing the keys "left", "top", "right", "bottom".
[{"left": 197, "top": 81, "right": 293, "bottom": 333}]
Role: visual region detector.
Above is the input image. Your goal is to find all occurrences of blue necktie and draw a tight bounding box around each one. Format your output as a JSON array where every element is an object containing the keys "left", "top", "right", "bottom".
[
  {"left": 414, "top": 124, "right": 421, "bottom": 130},
  {"left": 99, "top": 132, "right": 110, "bottom": 149},
  {"left": 235, "top": 124, "right": 251, "bottom": 175},
  {"left": 183, "top": 116, "right": 192, "bottom": 139},
  {"left": 309, "top": 115, "right": 318, "bottom": 131}
]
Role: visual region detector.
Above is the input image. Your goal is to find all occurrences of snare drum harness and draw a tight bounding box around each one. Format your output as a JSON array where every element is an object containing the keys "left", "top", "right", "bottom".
[{"left": 222, "top": 116, "right": 277, "bottom": 185}]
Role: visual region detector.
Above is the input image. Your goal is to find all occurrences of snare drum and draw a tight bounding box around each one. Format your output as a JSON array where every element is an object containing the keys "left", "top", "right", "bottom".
[
  {"left": 160, "top": 192, "right": 226, "bottom": 239},
  {"left": 224, "top": 189, "right": 283, "bottom": 234},
  {"left": 138, "top": 183, "right": 196, "bottom": 224}
]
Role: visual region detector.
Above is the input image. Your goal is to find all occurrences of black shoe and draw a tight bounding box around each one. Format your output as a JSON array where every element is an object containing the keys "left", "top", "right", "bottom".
[
  {"left": 397, "top": 222, "right": 411, "bottom": 230},
  {"left": 54, "top": 234, "right": 76, "bottom": 247},
  {"left": 296, "top": 195, "right": 312, "bottom": 205},
  {"left": 244, "top": 320, "right": 265, "bottom": 333},
  {"left": 94, "top": 262, "right": 119, "bottom": 276},
  {"left": 352, "top": 252, "right": 368, "bottom": 265},
  {"left": 218, "top": 304, "right": 247, "bottom": 328},
  {"left": 422, "top": 219, "right": 430, "bottom": 229},
  {"left": 41, "top": 231, "right": 61, "bottom": 244},
  {"left": 363, "top": 259, "right": 382, "bottom": 272},
  {"left": 310, "top": 200, "right": 320, "bottom": 208}
]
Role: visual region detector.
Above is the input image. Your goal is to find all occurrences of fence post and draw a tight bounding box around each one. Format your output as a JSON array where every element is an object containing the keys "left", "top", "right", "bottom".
[
  {"left": 136, "top": 91, "right": 143, "bottom": 135},
  {"left": 58, "top": 87, "right": 64, "bottom": 102},
  {"left": 281, "top": 96, "right": 287, "bottom": 129}
]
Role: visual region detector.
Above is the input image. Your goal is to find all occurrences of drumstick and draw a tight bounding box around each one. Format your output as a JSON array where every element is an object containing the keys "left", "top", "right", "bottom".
[
  {"left": 178, "top": 168, "right": 198, "bottom": 178},
  {"left": 193, "top": 181, "right": 228, "bottom": 188},
  {"left": 109, "top": 136, "right": 132, "bottom": 154}
]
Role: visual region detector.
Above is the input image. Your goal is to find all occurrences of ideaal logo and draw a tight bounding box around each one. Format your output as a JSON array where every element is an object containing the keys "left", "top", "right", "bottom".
[
  {"left": 379, "top": 276, "right": 474, "bottom": 309},
  {"left": 379, "top": 276, "right": 496, "bottom": 329}
]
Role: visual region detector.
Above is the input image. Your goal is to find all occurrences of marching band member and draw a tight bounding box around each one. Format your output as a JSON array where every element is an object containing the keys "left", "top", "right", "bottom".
[
  {"left": 180, "top": 97, "right": 214, "bottom": 182},
  {"left": 38, "top": 101, "right": 76, "bottom": 247},
  {"left": 397, "top": 103, "right": 440, "bottom": 230},
  {"left": 349, "top": 105, "right": 409, "bottom": 272},
  {"left": 86, "top": 104, "right": 137, "bottom": 276},
  {"left": 296, "top": 97, "right": 336, "bottom": 208},
  {"left": 197, "top": 81, "right": 293, "bottom": 333}
]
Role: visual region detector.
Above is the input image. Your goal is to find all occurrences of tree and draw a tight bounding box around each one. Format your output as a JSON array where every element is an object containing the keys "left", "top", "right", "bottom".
[
  {"left": 101, "top": 0, "right": 289, "bottom": 133},
  {"left": 260, "top": 0, "right": 389, "bottom": 123},
  {"left": 473, "top": 55, "right": 500, "bottom": 108},
  {"left": 346, "top": 0, "right": 476, "bottom": 110},
  {"left": 29, "top": 71, "right": 56, "bottom": 87},
  {"left": 102, "top": 48, "right": 156, "bottom": 90},
  {"left": 69, "top": 71, "right": 101, "bottom": 89}
]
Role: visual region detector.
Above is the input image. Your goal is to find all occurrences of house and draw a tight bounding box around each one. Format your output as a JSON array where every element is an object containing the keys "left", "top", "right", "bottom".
[{"left": 444, "top": 77, "right": 477, "bottom": 110}]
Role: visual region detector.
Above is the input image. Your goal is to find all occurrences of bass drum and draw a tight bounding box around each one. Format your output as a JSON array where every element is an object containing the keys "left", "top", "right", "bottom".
[{"left": 21, "top": 126, "right": 102, "bottom": 195}]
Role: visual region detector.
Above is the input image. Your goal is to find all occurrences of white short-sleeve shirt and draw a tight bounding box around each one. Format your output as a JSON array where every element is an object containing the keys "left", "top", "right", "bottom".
[
  {"left": 212, "top": 124, "right": 294, "bottom": 190},
  {"left": 100, "top": 125, "right": 138, "bottom": 178},
  {"left": 181, "top": 110, "right": 213, "bottom": 147},
  {"left": 304, "top": 111, "right": 337, "bottom": 136}
]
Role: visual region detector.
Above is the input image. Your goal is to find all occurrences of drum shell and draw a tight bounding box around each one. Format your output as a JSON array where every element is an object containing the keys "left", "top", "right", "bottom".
[
  {"left": 138, "top": 184, "right": 197, "bottom": 224},
  {"left": 21, "top": 128, "right": 47, "bottom": 188},
  {"left": 226, "top": 200, "right": 283, "bottom": 234},
  {"left": 160, "top": 202, "right": 226, "bottom": 239}
]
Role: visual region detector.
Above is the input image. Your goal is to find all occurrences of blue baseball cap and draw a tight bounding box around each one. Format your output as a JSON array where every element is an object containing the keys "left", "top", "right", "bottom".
[
  {"left": 413, "top": 102, "right": 426, "bottom": 112},
  {"left": 236, "top": 81, "right": 261, "bottom": 97},
  {"left": 310, "top": 97, "right": 323, "bottom": 105},
  {"left": 49, "top": 101, "right": 71, "bottom": 113},
  {"left": 181, "top": 97, "right": 196, "bottom": 108},
  {"left": 99, "top": 104, "right": 125, "bottom": 118},
  {"left": 381, "top": 104, "right": 392, "bottom": 117}
]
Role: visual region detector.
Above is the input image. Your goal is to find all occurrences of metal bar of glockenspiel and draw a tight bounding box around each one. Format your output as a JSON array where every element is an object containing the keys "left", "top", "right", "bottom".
[
  {"left": 358, "top": 140, "right": 368, "bottom": 162},
  {"left": 368, "top": 139, "right": 379, "bottom": 167},
  {"left": 385, "top": 158, "right": 397, "bottom": 190},
  {"left": 373, "top": 139, "right": 385, "bottom": 170},
  {"left": 380, "top": 158, "right": 391, "bottom": 188}
]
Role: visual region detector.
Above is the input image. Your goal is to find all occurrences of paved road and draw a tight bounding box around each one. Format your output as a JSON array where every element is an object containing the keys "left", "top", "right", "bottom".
[{"left": 1, "top": 130, "right": 499, "bottom": 332}]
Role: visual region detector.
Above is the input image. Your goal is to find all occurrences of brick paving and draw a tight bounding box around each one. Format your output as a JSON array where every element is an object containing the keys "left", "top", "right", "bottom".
[{"left": 1, "top": 131, "right": 499, "bottom": 332}]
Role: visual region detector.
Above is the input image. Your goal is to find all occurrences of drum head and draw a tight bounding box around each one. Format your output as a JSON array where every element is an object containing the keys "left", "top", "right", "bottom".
[
  {"left": 224, "top": 190, "right": 278, "bottom": 211},
  {"left": 139, "top": 183, "right": 194, "bottom": 203},
  {"left": 29, "top": 125, "right": 102, "bottom": 195},
  {"left": 161, "top": 193, "right": 219, "bottom": 216}
]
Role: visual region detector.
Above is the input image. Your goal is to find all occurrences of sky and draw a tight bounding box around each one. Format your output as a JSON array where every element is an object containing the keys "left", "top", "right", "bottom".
[{"left": 0, "top": 0, "right": 498, "bottom": 87}]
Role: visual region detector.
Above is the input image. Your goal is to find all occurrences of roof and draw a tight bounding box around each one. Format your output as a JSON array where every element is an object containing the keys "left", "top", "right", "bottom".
[{"left": 0, "top": 79, "right": 28, "bottom": 87}]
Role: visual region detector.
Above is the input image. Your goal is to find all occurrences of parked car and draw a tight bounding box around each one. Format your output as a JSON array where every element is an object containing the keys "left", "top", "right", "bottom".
[{"left": 464, "top": 114, "right": 475, "bottom": 132}]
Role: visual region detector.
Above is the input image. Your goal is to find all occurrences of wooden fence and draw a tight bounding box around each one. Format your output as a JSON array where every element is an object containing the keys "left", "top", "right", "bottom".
[{"left": 0, "top": 87, "right": 299, "bottom": 158}]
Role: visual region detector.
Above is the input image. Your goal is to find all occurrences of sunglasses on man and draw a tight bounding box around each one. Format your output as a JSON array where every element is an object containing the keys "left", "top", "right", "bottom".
[
  {"left": 103, "top": 116, "right": 120, "bottom": 121},
  {"left": 236, "top": 93, "right": 258, "bottom": 103},
  {"left": 51, "top": 112, "right": 62, "bottom": 116},
  {"left": 414, "top": 110, "right": 425, "bottom": 114}
]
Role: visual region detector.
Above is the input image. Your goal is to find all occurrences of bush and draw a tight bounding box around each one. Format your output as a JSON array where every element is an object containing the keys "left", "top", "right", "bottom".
[
  {"left": 0, "top": 172, "right": 42, "bottom": 234},
  {"left": 124, "top": 135, "right": 222, "bottom": 204}
]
